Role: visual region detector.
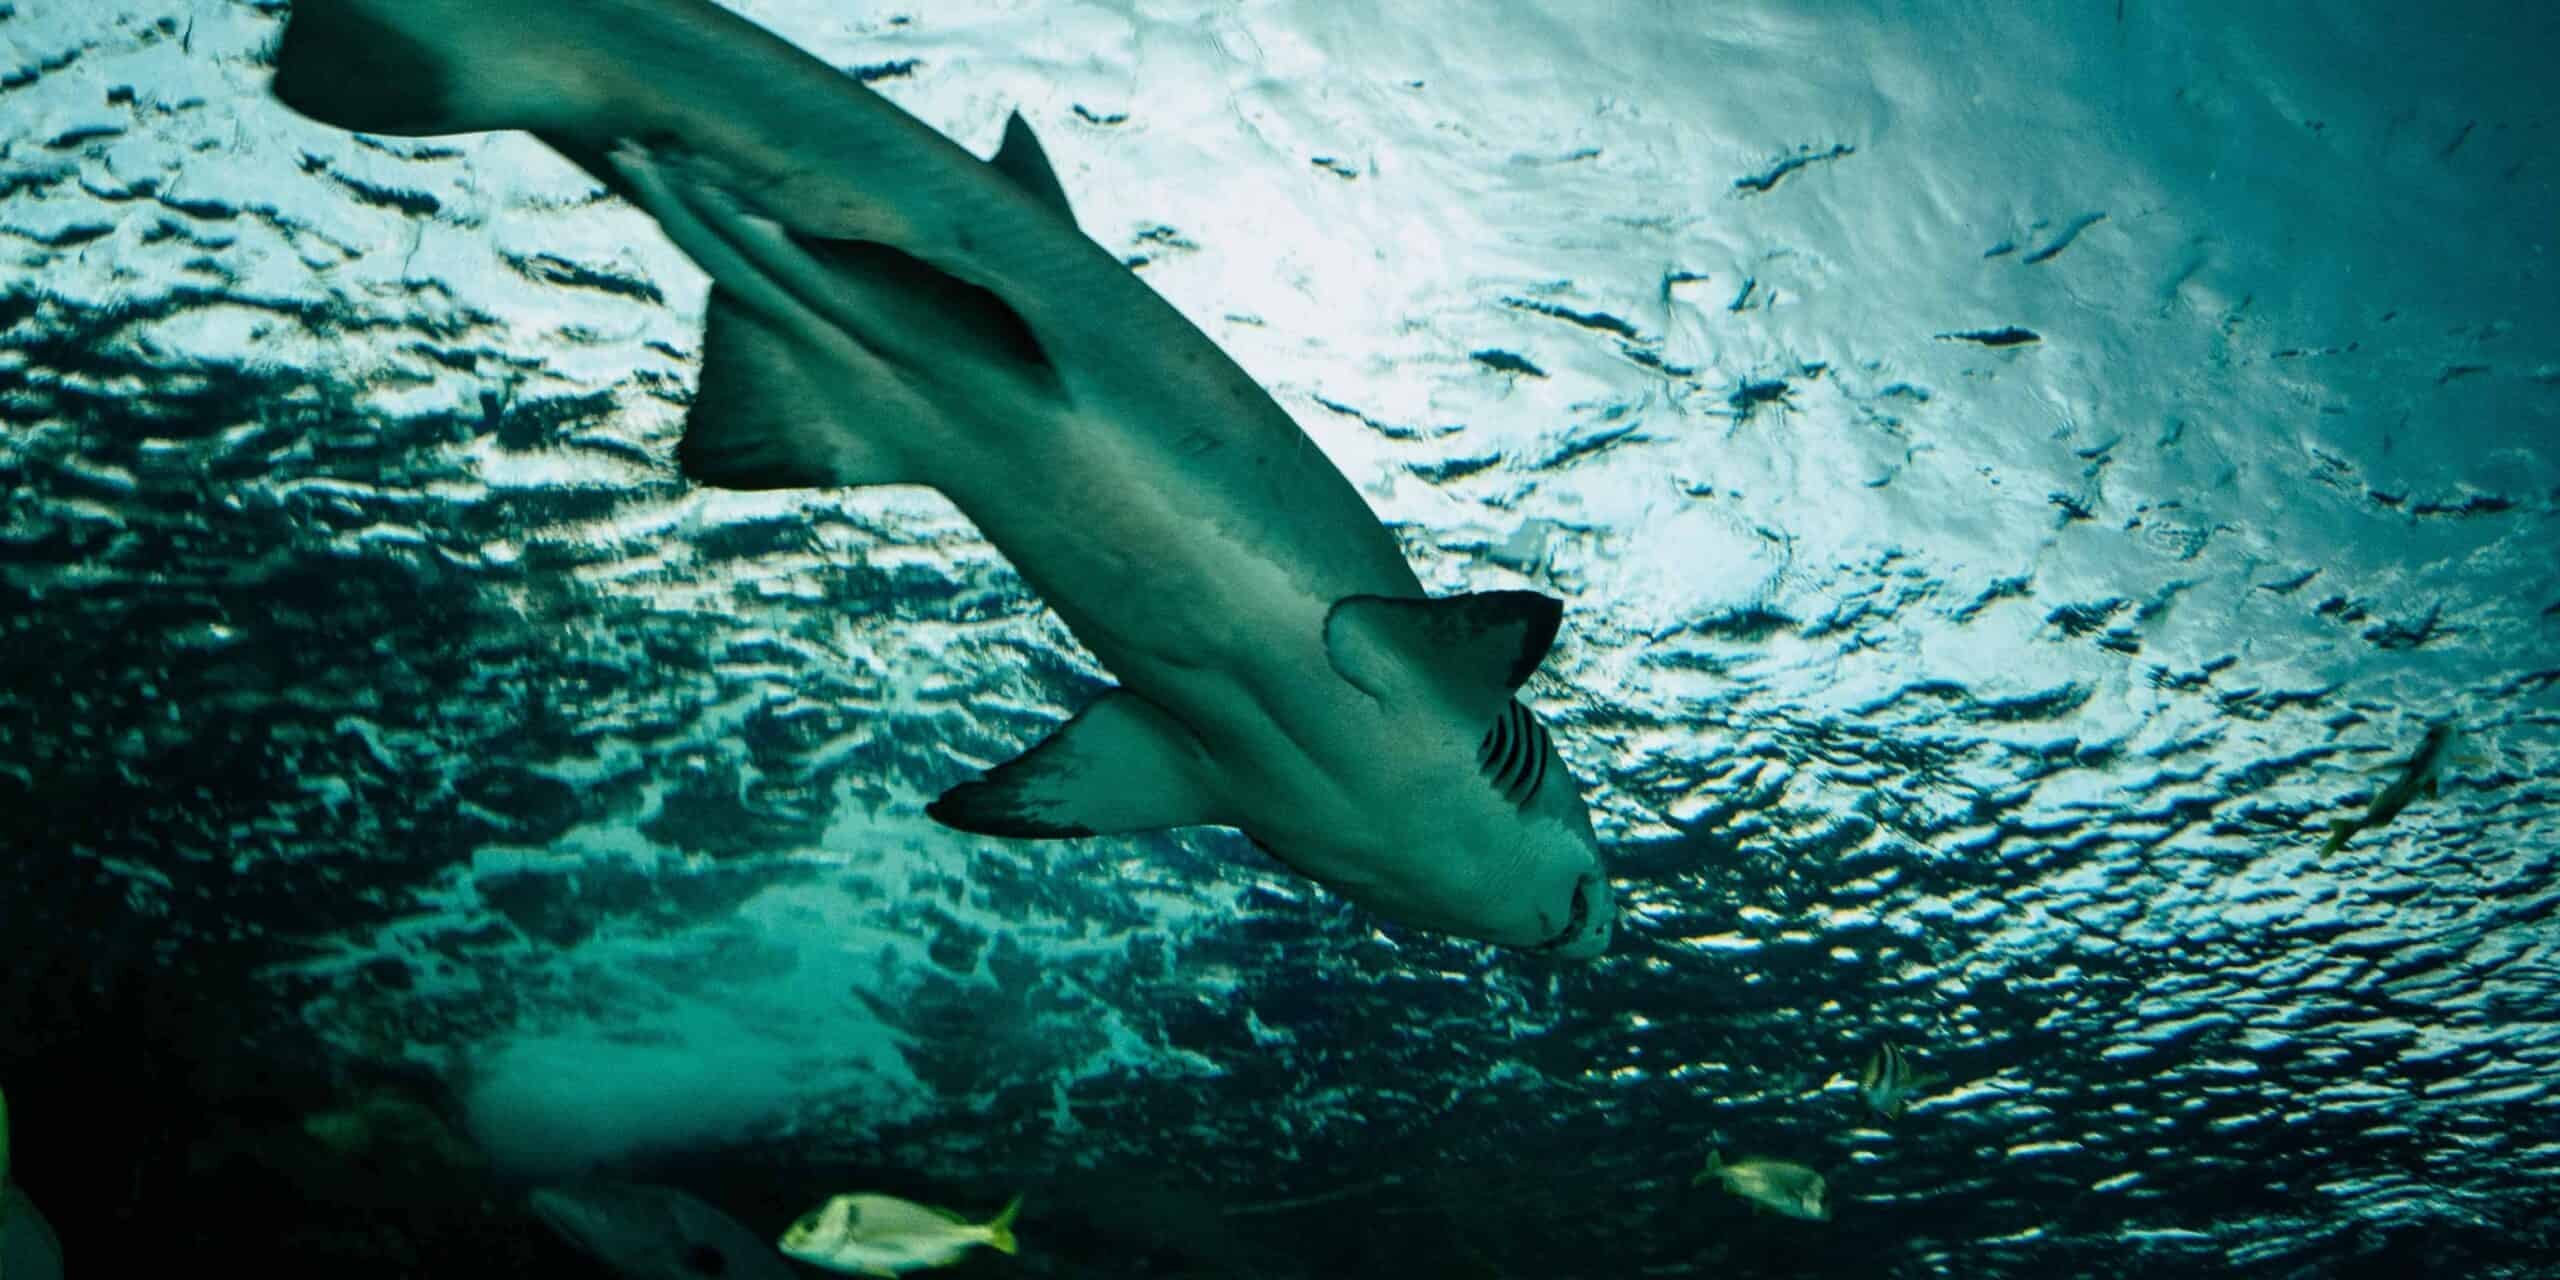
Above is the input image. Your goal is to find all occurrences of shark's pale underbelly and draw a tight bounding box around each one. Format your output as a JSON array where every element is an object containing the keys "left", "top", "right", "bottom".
[{"left": 933, "top": 401, "right": 1418, "bottom": 755}]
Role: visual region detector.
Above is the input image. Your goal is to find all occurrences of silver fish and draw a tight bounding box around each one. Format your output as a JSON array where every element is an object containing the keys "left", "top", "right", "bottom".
[
  {"left": 1694, "top": 1150, "right": 1829, "bottom": 1222},
  {"left": 780, "top": 1192, "right": 1021, "bottom": 1276}
]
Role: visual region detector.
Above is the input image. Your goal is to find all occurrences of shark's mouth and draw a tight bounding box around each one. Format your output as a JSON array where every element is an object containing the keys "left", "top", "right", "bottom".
[{"left": 1525, "top": 876, "right": 1594, "bottom": 952}]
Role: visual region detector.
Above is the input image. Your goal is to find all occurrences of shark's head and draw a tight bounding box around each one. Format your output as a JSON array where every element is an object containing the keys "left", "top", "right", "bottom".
[
  {"left": 1267, "top": 593, "right": 1619, "bottom": 961},
  {"left": 1332, "top": 697, "right": 1615, "bottom": 961},
  {"left": 1463, "top": 698, "right": 1616, "bottom": 960}
]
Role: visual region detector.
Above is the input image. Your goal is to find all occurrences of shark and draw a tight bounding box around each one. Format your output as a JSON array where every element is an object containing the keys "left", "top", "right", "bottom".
[
  {"left": 2, "top": 1083, "right": 64, "bottom": 1280},
  {"left": 532, "top": 1182, "right": 799, "bottom": 1280},
  {"left": 268, "top": 0, "right": 1615, "bottom": 958},
  {"left": 2321, "top": 719, "right": 2479, "bottom": 854}
]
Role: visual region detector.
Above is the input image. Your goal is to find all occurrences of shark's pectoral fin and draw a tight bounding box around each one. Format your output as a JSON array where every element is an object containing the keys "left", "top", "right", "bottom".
[
  {"left": 681, "top": 293, "right": 917, "bottom": 489},
  {"left": 927, "top": 689, "right": 1227, "bottom": 838},
  {"left": 990, "top": 111, "right": 1075, "bottom": 227},
  {"left": 1322, "top": 591, "right": 1564, "bottom": 716}
]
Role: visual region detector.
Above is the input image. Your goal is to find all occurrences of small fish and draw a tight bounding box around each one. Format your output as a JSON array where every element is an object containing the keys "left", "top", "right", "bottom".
[
  {"left": 1857, "top": 1041, "right": 1944, "bottom": 1120},
  {"left": 2, "top": 1082, "right": 65, "bottom": 1280},
  {"left": 2323, "top": 721, "right": 2479, "bottom": 853},
  {"left": 1693, "top": 1150, "right": 1828, "bottom": 1222},
  {"left": 780, "top": 1192, "right": 1022, "bottom": 1276}
]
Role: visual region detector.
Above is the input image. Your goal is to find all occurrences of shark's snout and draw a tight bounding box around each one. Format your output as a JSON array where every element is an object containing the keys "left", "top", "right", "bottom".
[{"left": 1534, "top": 874, "right": 1613, "bottom": 961}]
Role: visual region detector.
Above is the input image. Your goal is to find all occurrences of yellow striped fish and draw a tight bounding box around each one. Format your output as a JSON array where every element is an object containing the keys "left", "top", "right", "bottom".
[{"left": 1857, "top": 1041, "right": 1942, "bottom": 1120}]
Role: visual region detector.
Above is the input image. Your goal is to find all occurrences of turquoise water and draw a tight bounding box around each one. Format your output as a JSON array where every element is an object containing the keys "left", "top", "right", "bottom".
[{"left": 1, "top": 1, "right": 2554, "bottom": 1275}]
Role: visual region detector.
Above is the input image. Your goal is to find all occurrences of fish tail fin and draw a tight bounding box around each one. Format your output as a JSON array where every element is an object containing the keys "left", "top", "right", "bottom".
[
  {"left": 982, "top": 1194, "right": 1022, "bottom": 1256},
  {"left": 1692, "top": 1149, "right": 1722, "bottom": 1186},
  {"left": 2320, "top": 820, "right": 2355, "bottom": 854},
  {"left": 269, "top": 0, "right": 586, "bottom": 137}
]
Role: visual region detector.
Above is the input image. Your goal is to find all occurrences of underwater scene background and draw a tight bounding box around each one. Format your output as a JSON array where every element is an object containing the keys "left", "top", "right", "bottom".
[{"left": 3, "top": 0, "right": 2556, "bottom": 1275}]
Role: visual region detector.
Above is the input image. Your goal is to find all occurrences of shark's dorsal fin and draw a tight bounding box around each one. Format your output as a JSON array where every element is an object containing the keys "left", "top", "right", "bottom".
[
  {"left": 680, "top": 292, "right": 916, "bottom": 489},
  {"left": 990, "top": 111, "right": 1074, "bottom": 225},
  {"left": 927, "top": 688, "right": 1226, "bottom": 838},
  {"left": 1322, "top": 591, "right": 1563, "bottom": 718}
]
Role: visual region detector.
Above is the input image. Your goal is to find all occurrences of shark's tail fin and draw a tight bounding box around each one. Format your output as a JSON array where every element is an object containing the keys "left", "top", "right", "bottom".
[
  {"left": 2320, "top": 819, "right": 2356, "bottom": 855},
  {"left": 270, "top": 0, "right": 582, "bottom": 138},
  {"left": 982, "top": 1195, "right": 1022, "bottom": 1256}
]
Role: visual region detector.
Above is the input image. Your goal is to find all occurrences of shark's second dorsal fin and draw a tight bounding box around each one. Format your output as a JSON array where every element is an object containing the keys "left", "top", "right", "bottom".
[
  {"left": 927, "top": 688, "right": 1227, "bottom": 838},
  {"left": 1322, "top": 591, "right": 1563, "bottom": 719},
  {"left": 990, "top": 111, "right": 1074, "bottom": 226}
]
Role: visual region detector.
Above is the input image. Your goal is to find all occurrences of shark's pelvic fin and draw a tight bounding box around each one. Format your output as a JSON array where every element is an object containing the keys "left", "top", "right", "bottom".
[
  {"left": 990, "top": 111, "right": 1075, "bottom": 226},
  {"left": 269, "top": 0, "right": 459, "bottom": 135},
  {"left": 682, "top": 295, "right": 914, "bottom": 489},
  {"left": 611, "top": 143, "right": 1053, "bottom": 387},
  {"left": 928, "top": 688, "right": 1227, "bottom": 838},
  {"left": 1322, "top": 591, "right": 1564, "bottom": 716},
  {"left": 609, "top": 142, "right": 1055, "bottom": 491}
]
